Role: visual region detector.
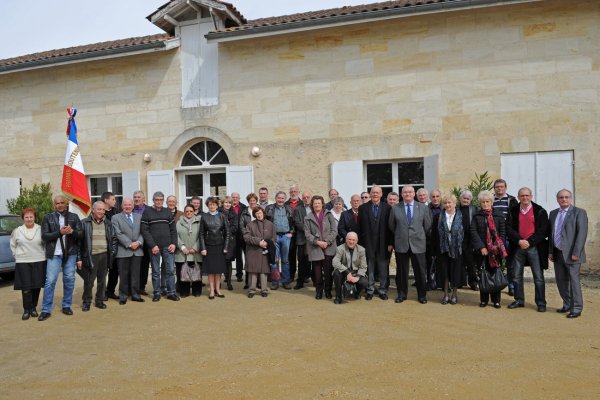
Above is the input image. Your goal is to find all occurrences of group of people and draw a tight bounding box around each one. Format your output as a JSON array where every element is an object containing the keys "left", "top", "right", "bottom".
[{"left": 10, "top": 179, "right": 588, "bottom": 321}]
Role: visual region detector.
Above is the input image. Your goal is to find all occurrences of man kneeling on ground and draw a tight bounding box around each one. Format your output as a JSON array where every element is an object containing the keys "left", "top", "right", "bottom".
[{"left": 332, "top": 232, "right": 368, "bottom": 304}]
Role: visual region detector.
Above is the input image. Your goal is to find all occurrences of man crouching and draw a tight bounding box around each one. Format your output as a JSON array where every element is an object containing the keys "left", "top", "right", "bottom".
[{"left": 332, "top": 232, "right": 368, "bottom": 304}]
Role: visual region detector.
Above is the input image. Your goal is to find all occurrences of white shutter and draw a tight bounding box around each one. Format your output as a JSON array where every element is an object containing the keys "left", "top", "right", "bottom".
[
  {"left": 536, "top": 151, "right": 573, "bottom": 211},
  {"left": 147, "top": 170, "right": 175, "bottom": 204},
  {"left": 423, "top": 154, "right": 439, "bottom": 191},
  {"left": 501, "top": 153, "right": 535, "bottom": 197},
  {"left": 226, "top": 166, "right": 254, "bottom": 198},
  {"left": 0, "top": 177, "right": 21, "bottom": 214},
  {"left": 330, "top": 160, "right": 363, "bottom": 205},
  {"left": 199, "top": 21, "right": 219, "bottom": 106},
  {"left": 121, "top": 170, "right": 141, "bottom": 199}
]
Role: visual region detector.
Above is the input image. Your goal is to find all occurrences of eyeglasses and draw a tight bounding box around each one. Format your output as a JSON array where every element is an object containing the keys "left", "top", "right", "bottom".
[{"left": 361, "top": 196, "right": 369, "bottom": 199}]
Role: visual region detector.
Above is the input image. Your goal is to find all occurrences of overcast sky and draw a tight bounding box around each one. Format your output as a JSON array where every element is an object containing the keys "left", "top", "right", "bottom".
[{"left": 0, "top": 0, "right": 370, "bottom": 59}]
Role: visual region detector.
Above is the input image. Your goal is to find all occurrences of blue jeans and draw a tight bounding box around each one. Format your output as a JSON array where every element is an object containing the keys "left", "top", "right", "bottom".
[
  {"left": 150, "top": 248, "right": 175, "bottom": 296},
  {"left": 512, "top": 246, "right": 546, "bottom": 306},
  {"left": 41, "top": 255, "right": 77, "bottom": 313},
  {"left": 273, "top": 234, "right": 291, "bottom": 284}
]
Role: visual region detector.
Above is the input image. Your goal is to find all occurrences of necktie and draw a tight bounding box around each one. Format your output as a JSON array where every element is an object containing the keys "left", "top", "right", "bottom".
[
  {"left": 353, "top": 211, "right": 358, "bottom": 224},
  {"left": 373, "top": 204, "right": 378, "bottom": 218},
  {"left": 407, "top": 204, "right": 412, "bottom": 225},
  {"left": 128, "top": 214, "right": 133, "bottom": 225},
  {"left": 554, "top": 210, "right": 566, "bottom": 249}
]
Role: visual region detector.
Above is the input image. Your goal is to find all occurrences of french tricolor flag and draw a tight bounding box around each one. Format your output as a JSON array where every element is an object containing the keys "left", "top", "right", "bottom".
[{"left": 61, "top": 108, "right": 91, "bottom": 215}]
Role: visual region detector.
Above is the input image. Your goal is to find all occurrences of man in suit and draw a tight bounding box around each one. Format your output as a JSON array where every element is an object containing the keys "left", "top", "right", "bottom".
[
  {"left": 77, "top": 201, "right": 115, "bottom": 311},
  {"left": 293, "top": 191, "right": 312, "bottom": 289},
  {"left": 549, "top": 189, "right": 588, "bottom": 318},
  {"left": 459, "top": 190, "right": 479, "bottom": 290},
  {"left": 338, "top": 194, "right": 360, "bottom": 243},
  {"left": 332, "top": 232, "right": 368, "bottom": 304},
  {"left": 38, "top": 195, "right": 83, "bottom": 321},
  {"left": 507, "top": 187, "right": 549, "bottom": 312},
  {"left": 357, "top": 185, "right": 392, "bottom": 300},
  {"left": 112, "top": 197, "right": 145, "bottom": 304},
  {"left": 389, "top": 185, "right": 432, "bottom": 304}
]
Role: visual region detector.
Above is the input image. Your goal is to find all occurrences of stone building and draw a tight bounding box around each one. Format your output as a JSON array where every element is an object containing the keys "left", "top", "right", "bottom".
[{"left": 0, "top": 0, "right": 597, "bottom": 264}]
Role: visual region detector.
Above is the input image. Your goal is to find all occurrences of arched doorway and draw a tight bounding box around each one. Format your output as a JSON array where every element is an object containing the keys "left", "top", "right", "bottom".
[{"left": 178, "top": 139, "right": 229, "bottom": 211}]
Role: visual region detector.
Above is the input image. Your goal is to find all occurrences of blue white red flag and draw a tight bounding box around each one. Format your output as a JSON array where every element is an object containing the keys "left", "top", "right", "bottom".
[{"left": 61, "top": 108, "right": 91, "bottom": 215}]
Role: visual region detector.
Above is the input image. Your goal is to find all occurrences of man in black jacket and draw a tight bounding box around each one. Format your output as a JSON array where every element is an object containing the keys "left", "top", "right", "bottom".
[
  {"left": 77, "top": 201, "right": 116, "bottom": 311},
  {"left": 38, "top": 195, "right": 83, "bottom": 321},
  {"left": 141, "top": 191, "right": 179, "bottom": 302},
  {"left": 507, "top": 187, "right": 549, "bottom": 312}
]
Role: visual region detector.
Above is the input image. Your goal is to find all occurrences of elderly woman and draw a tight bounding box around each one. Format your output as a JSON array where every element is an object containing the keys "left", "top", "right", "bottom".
[
  {"left": 199, "top": 197, "right": 230, "bottom": 299},
  {"left": 437, "top": 194, "right": 464, "bottom": 305},
  {"left": 459, "top": 190, "right": 479, "bottom": 290},
  {"left": 243, "top": 206, "right": 276, "bottom": 298},
  {"left": 304, "top": 195, "right": 338, "bottom": 299},
  {"left": 220, "top": 195, "right": 238, "bottom": 291},
  {"left": 175, "top": 205, "right": 202, "bottom": 297},
  {"left": 240, "top": 192, "right": 258, "bottom": 289},
  {"left": 470, "top": 190, "right": 507, "bottom": 308},
  {"left": 330, "top": 197, "right": 345, "bottom": 245},
  {"left": 10, "top": 208, "right": 46, "bottom": 320}
]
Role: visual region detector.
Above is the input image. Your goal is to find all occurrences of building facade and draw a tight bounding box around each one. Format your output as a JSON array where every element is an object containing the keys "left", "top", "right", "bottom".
[{"left": 0, "top": 0, "right": 597, "bottom": 264}]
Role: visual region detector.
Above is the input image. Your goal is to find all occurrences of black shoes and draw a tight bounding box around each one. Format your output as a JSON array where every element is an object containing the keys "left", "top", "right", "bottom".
[
  {"left": 152, "top": 294, "right": 161, "bottom": 302},
  {"left": 260, "top": 292, "right": 268, "bottom": 298},
  {"left": 216, "top": 293, "right": 225, "bottom": 298},
  {"left": 167, "top": 294, "right": 181, "bottom": 301},
  {"left": 247, "top": 292, "right": 255, "bottom": 298},
  {"left": 131, "top": 297, "right": 145, "bottom": 303},
  {"left": 30, "top": 309, "right": 39, "bottom": 318},
  {"left": 333, "top": 298, "right": 342, "bottom": 304},
  {"left": 82, "top": 303, "right": 91, "bottom": 312},
  {"left": 441, "top": 297, "right": 449, "bottom": 305},
  {"left": 22, "top": 311, "right": 30, "bottom": 320},
  {"left": 365, "top": 294, "right": 373, "bottom": 300},
  {"left": 95, "top": 302, "right": 107, "bottom": 309},
  {"left": 567, "top": 312, "right": 581, "bottom": 319},
  {"left": 493, "top": 303, "right": 501, "bottom": 309},
  {"left": 62, "top": 308, "right": 73, "bottom": 315},
  {"left": 227, "top": 282, "right": 234, "bottom": 291},
  {"left": 315, "top": 292, "right": 323, "bottom": 300},
  {"left": 537, "top": 305, "right": 546, "bottom": 312},
  {"left": 508, "top": 287, "right": 515, "bottom": 296},
  {"left": 479, "top": 302, "right": 487, "bottom": 308},
  {"left": 105, "top": 293, "right": 119, "bottom": 300},
  {"left": 293, "top": 284, "right": 304, "bottom": 290},
  {"left": 236, "top": 277, "right": 243, "bottom": 282},
  {"left": 394, "top": 297, "right": 405, "bottom": 303},
  {"left": 418, "top": 298, "right": 428, "bottom": 304},
  {"left": 556, "top": 306, "right": 569, "bottom": 313},
  {"left": 450, "top": 296, "right": 457, "bottom": 305},
  {"left": 508, "top": 301, "right": 524, "bottom": 309},
  {"left": 325, "top": 292, "right": 332, "bottom": 299},
  {"left": 119, "top": 300, "right": 127, "bottom": 305},
  {"left": 379, "top": 293, "right": 388, "bottom": 301},
  {"left": 243, "top": 284, "right": 249, "bottom": 290},
  {"left": 38, "top": 312, "right": 51, "bottom": 321}
]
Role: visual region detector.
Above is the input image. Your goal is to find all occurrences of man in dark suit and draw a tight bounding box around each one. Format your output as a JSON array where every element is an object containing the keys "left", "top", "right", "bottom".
[
  {"left": 507, "top": 187, "right": 549, "bottom": 312},
  {"left": 293, "top": 191, "right": 312, "bottom": 289},
  {"left": 389, "top": 185, "right": 432, "bottom": 304},
  {"left": 549, "top": 189, "right": 588, "bottom": 318},
  {"left": 357, "top": 186, "right": 392, "bottom": 300},
  {"left": 338, "top": 194, "right": 360, "bottom": 244},
  {"left": 112, "top": 197, "right": 145, "bottom": 304}
]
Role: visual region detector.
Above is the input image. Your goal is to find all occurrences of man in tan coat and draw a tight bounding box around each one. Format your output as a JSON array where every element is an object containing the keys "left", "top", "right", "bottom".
[{"left": 332, "top": 232, "right": 368, "bottom": 304}]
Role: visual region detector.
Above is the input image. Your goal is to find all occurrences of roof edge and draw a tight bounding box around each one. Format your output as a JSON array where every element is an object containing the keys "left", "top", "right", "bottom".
[{"left": 206, "top": 0, "right": 543, "bottom": 42}]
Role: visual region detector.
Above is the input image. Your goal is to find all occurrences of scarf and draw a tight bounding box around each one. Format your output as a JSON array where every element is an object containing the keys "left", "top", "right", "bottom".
[
  {"left": 315, "top": 210, "right": 325, "bottom": 236},
  {"left": 483, "top": 209, "right": 507, "bottom": 268},
  {"left": 438, "top": 209, "right": 464, "bottom": 258}
]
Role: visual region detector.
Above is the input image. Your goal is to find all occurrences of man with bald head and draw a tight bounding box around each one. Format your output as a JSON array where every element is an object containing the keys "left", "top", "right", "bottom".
[
  {"left": 38, "top": 195, "right": 83, "bottom": 321},
  {"left": 358, "top": 186, "right": 392, "bottom": 300},
  {"left": 389, "top": 185, "right": 432, "bottom": 304},
  {"left": 332, "top": 232, "right": 368, "bottom": 304}
]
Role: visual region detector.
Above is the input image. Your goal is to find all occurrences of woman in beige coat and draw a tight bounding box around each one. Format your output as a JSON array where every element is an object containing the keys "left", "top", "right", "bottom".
[
  {"left": 175, "top": 205, "right": 202, "bottom": 297},
  {"left": 243, "top": 206, "right": 276, "bottom": 298},
  {"left": 304, "top": 195, "right": 338, "bottom": 300}
]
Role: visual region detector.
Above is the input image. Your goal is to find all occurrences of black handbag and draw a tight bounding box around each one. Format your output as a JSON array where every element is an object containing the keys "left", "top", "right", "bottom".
[
  {"left": 479, "top": 265, "right": 508, "bottom": 293},
  {"left": 343, "top": 281, "right": 357, "bottom": 298}
]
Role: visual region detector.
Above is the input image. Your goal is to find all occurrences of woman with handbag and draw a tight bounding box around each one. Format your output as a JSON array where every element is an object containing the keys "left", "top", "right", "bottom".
[
  {"left": 199, "top": 197, "right": 230, "bottom": 299},
  {"left": 437, "top": 194, "right": 464, "bottom": 305},
  {"left": 243, "top": 206, "right": 276, "bottom": 298},
  {"left": 304, "top": 195, "right": 338, "bottom": 300},
  {"left": 175, "top": 205, "right": 202, "bottom": 297},
  {"left": 470, "top": 190, "right": 507, "bottom": 308},
  {"left": 10, "top": 208, "right": 46, "bottom": 320},
  {"left": 219, "top": 196, "right": 238, "bottom": 291}
]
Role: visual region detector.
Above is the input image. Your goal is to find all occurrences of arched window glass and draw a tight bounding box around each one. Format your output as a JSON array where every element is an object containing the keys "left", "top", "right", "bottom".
[{"left": 181, "top": 140, "right": 229, "bottom": 167}]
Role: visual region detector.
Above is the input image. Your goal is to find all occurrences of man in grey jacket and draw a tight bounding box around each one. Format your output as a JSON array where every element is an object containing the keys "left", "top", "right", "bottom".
[
  {"left": 549, "top": 189, "right": 588, "bottom": 318},
  {"left": 332, "top": 232, "right": 368, "bottom": 304},
  {"left": 112, "top": 197, "right": 145, "bottom": 304},
  {"left": 389, "top": 185, "right": 432, "bottom": 304}
]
